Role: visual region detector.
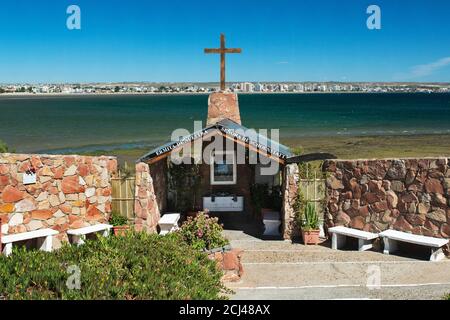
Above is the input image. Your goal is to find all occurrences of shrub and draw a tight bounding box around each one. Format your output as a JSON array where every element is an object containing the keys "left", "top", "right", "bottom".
[
  {"left": 108, "top": 211, "right": 129, "bottom": 226},
  {"left": 0, "top": 140, "right": 9, "bottom": 153},
  {"left": 177, "top": 212, "right": 229, "bottom": 250},
  {"left": 290, "top": 146, "right": 303, "bottom": 156},
  {"left": 268, "top": 185, "right": 282, "bottom": 211},
  {"left": 250, "top": 183, "right": 270, "bottom": 216},
  {"left": 250, "top": 184, "right": 282, "bottom": 215},
  {"left": 0, "top": 231, "right": 228, "bottom": 300}
]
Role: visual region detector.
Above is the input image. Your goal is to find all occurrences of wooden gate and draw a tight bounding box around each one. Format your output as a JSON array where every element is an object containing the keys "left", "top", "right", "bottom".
[
  {"left": 298, "top": 163, "right": 326, "bottom": 223},
  {"left": 299, "top": 172, "right": 325, "bottom": 218},
  {"left": 111, "top": 169, "right": 136, "bottom": 221}
]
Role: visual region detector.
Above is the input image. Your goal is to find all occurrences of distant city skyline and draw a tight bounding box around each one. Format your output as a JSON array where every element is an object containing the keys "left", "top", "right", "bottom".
[
  {"left": 2, "top": 81, "right": 448, "bottom": 95},
  {"left": 0, "top": 0, "right": 449, "bottom": 83}
]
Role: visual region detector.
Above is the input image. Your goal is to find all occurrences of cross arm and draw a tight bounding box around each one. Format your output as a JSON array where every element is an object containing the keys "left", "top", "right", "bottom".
[
  {"left": 204, "top": 48, "right": 242, "bottom": 54},
  {"left": 204, "top": 49, "right": 222, "bottom": 54},
  {"left": 224, "top": 48, "right": 242, "bottom": 53}
]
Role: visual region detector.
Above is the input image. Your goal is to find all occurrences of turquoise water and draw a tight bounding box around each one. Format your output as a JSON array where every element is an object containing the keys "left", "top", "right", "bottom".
[{"left": 0, "top": 93, "right": 449, "bottom": 153}]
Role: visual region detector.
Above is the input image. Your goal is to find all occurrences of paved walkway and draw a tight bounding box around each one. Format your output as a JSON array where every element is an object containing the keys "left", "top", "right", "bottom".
[{"left": 223, "top": 229, "right": 450, "bottom": 300}]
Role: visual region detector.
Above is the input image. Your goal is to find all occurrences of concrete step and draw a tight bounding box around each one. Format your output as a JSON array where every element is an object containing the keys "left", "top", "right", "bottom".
[
  {"left": 231, "top": 284, "right": 450, "bottom": 300},
  {"left": 230, "top": 239, "right": 329, "bottom": 251},
  {"left": 240, "top": 249, "right": 416, "bottom": 264},
  {"left": 225, "top": 230, "right": 450, "bottom": 300},
  {"left": 231, "top": 239, "right": 441, "bottom": 263},
  {"left": 227, "top": 260, "right": 450, "bottom": 289}
]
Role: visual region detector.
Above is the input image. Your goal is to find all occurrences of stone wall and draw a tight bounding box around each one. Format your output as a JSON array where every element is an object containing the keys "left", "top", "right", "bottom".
[
  {"left": 323, "top": 158, "right": 450, "bottom": 243},
  {"left": 134, "top": 162, "right": 160, "bottom": 233},
  {"left": 0, "top": 153, "right": 117, "bottom": 245},
  {"left": 149, "top": 160, "right": 168, "bottom": 214},
  {"left": 281, "top": 164, "right": 299, "bottom": 240}
]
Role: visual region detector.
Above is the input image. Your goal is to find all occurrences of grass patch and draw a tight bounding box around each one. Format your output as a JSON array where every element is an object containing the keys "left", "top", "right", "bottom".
[{"left": 284, "top": 134, "right": 450, "bottom": 159}]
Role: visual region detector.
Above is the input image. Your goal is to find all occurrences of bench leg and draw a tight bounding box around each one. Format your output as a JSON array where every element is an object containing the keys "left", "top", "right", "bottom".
[
  {"left": 430, "top": 247, "right": 445, "bottom": 262},
  {"left": 72, "top": 235, "right": 86, "bottom": 246},
  {"left": 2, "top": 243, "right": 12, "bottom": 256},
  {"left": 383, "top": 237, "right": 397, "bottom": 255},
  {"left": 102, "top": 229, "right": 110, "bottom": 237},
  {"left": 159, "top": 226, "right": 171, "bottom": 236},
  {"left": 39, "top": 235, "right": 53, "bottom": 252},
  {"left": 331, "top": 233, "right": 346, "bottom": 250},
  {"left": 358, "top": 239, "right": 373, "bottom": 251}
]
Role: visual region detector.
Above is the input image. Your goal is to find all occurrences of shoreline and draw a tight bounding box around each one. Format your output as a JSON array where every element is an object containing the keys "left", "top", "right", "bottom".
[
  {"left": 5, "top": 133, "right": 450, "bottom": 166},
  {"left": 60, "top": 133, "right": 450, "bottom": 165}
]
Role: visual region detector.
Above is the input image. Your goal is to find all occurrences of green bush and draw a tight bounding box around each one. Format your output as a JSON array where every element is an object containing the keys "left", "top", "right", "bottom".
[
  {"left": 177, "top": 212, "right": 229, "bottom": 250},
  {"left": 108, "top": 211, "right": 129, "bottom": 226},
  {"left": 268, "top": 185, "right": 282, "bottom": 211},
  {"left": 0, "top": 140, "right": 9, "bottom": 153},
  {"left": 250, "top": 183, "right": 270, "bottom": 216},
  {"left": 290, "top": 146, "right": 303, "bottom": 156},
  {"left": 250, "top": 184, "right": 282, "bottom": 216},
  {"left": 0, "top": 231, "right": 228, "bottom": 300}
]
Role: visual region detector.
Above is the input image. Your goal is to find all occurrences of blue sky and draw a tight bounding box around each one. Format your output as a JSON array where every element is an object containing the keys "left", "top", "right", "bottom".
[{"left": 0, "top": 0, "right": 449, "bottom": 83}]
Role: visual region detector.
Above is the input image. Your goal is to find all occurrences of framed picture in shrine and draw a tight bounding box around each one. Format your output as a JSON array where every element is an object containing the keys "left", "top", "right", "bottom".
[{"left": 210, "top": 150, "right": 236, "bottom": 185}]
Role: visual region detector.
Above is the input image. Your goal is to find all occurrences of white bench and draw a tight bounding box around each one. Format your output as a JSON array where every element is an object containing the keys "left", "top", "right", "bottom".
[
  {"left": 1, "top": 229, "right": 59, "bottom": 256},
  {"left": 158, "top": 213, "right": 180, "bottom": 235},
  {"left": 67, "top": 223, "right": 112, "bottom": 246},
  {"left": 380, "top": 229, "right": 449, "bottom": 262},
  {"left": 329, "top": 226, "right": 379, "bottom": 251}
]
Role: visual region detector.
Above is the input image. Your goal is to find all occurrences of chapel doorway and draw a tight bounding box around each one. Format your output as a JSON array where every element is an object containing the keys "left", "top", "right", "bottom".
[{"left": 206, "top": 161, "right": 284, "bottom": 240}]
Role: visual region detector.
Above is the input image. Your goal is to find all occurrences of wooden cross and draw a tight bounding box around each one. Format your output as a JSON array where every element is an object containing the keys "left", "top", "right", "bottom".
[{"left": 204, "top": 34, "right": 242, "bottom": 91}]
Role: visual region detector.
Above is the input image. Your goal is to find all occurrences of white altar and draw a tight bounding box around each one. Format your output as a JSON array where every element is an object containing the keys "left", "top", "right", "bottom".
[{"left": 203, "top": 196, "right": 244, "bottom": 212}]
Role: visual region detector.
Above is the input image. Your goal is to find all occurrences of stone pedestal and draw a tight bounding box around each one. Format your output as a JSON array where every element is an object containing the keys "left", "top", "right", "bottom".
[{"left": 207, "top": 92, "right": 241, "bottom": 125}]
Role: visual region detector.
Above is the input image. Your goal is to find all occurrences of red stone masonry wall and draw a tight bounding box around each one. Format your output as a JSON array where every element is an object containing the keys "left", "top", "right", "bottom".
[
  {"left": 0, "top": 153, "right": 117, "bottom": 246},
  {"left": 281, "top": 164, "right": 299, "bottom": 240},
  {"left": 134, "top": 162, "right": 160, "bottom": 233},
  {"left": 323, "top": 158, "right": 450, "bottom": 243}
]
